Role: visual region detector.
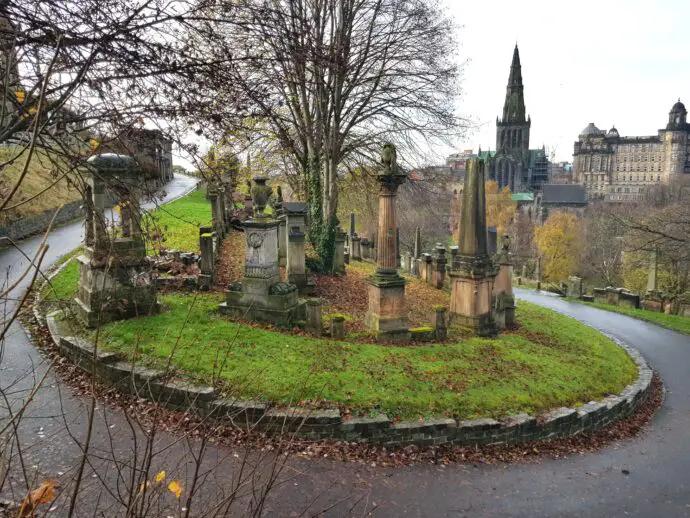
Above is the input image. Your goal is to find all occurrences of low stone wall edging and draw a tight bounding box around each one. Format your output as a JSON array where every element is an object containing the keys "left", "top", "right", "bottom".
[{"left": 38, "top": 300, "right": 654, "bottom": 447}]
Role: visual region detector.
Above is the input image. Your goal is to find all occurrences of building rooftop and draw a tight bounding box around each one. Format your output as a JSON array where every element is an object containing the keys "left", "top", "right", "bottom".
[
  {"left": 282, "top": 202, "right": 309, "bottom": 214},
  {"left": 512, "top": 192, "right": 534, "bottom": 202},
  {"left": 541, "top": 184, "right": 587, "bottom": 205},
  {"left": 579, "top": 123, "right": 605, "bottom": 137}
]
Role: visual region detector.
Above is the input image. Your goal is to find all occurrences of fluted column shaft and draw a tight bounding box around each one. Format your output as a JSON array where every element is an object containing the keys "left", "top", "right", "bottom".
[{"left": 376, "top": 190, "right": 397, "bottom": 272}]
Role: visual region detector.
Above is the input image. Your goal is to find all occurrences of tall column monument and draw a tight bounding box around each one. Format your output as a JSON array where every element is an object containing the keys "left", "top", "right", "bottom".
[
  {"left": 447, "top": 158, "right": 498, "bottom": 336},
  {"left": 364, "top": 144, "right": 409, "bottom": 341}
]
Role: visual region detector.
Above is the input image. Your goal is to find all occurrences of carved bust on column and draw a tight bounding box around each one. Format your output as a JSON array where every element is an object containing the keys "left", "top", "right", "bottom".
[{"left": 364, "top": 144, "right": 410, "bottom": 341}]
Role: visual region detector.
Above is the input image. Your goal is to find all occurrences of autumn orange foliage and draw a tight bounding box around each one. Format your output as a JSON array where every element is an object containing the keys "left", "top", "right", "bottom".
[
  {"left": 18, "top": 479, "right": 58, "bottom": 518},
  {"left": 534, "top": 212, "right": 581, "bottom": 282}
]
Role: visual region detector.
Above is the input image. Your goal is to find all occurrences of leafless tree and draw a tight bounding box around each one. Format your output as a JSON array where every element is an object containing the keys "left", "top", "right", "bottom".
[
  {"left": 193, "top": 0, "right": 465, "bottom": 267},
  {"left": 0, "top": 1, "right": 360, "bottom": 515}
]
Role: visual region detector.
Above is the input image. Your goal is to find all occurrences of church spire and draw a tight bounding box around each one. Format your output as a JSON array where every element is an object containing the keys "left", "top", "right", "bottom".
[
  {"left": 508, "top": 44, "right": 522, "bottom": 87},
  {"left": 501, "top": 44, "right": 526, "bottom": 124}
]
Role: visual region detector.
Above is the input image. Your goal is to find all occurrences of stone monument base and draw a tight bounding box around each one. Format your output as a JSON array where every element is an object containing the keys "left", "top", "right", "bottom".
[
  {"left": 220, "top": 279, "right": 304, "bottom": 326},
  {"left": 644, "top": 291, "right": 664, "bottom": 312},
  {"left": 364, "top": 275, "right": 410, "bottom": 341},
  {"left": 494, "top": 292, "right": 516, "bottom": 330},
  {"left": 74, "top": 250, "right": 158, "bottom": 328},
  {"left": 288, "top": 272, "right": 316, "bottom": 295},
  {"left": 448, "top": 271, "right": 497, "bottom": 337}
]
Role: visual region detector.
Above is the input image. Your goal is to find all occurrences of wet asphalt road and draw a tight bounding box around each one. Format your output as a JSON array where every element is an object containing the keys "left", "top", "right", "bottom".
[{"left": 2, "top": 190, "right": 690, "bottom": 516}]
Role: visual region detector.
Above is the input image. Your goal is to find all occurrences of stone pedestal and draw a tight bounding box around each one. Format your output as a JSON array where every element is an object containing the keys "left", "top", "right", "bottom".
[
  {"left": 431, "top": 244, "right": 447, "bottom": 289},
  {"left": 208, "top": 189, "right": 226, "bottom": 239},
  {"left": 305, "top": 299, "right": 323, "bottom": 336},
  {"left": 492, "top": 235, "right": 515, "bottom": 329},
  {"left": 351, "top": 235, "right": 361, "bottom": 260},
  {"left": 198, "top": 231, "right": 216, "bottom": 290},
  {"left": 644, "top": 291, "right": 664, "bottom": 312},
  {"left": 331, "top": 316, "right": 345, "bottom": 340},
  {"left": 360, "top": 238, "right": 370, "bottom": 260},
  {"left": 287, "top": 226, "right": 314, "bottom": 294},
  {"left": 365, "top": 144, "right": 409, "bottom": 341},
  {"left": 567, "top": 276, "right": 583, "bottom": 299},
  {"left": 284, "top": 202, "right": 309, "bottom": 233},
  {"left": 432, "top": 307, "right": 447, "bottom": 340},
  {"left": 277, "top": 215, "right": 287, "bottom": 267},
  {"left": 332, "top": 228, "right": 346, "bottom": 274},
  {"left": 365, "top": 275, "right": 409, "bottom": 340},
  {"left": 448, "top": 158, "right": 498, "bottom": 336},
  {"left": 402, "top": 251, "right": 411, "bottom": 273},
  {"left": 421, "top": 253, "right": 433, "bottom": 284},
  {"left": 75, "top": 154, "right": 158, "bottom": 328},
  {"left": 220, "top": 177, "right": 302, "bottom": 325}
]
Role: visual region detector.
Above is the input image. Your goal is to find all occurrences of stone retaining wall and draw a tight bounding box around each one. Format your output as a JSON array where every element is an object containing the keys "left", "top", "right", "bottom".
[
  {"left": 41, "top": 306, "right": 654, "bottom": 447},
  {"left": 0, "top": 200, "right": 84, "bottom": 241}
]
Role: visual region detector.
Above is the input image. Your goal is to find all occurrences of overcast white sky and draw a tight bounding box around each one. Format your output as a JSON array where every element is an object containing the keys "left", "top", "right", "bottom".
[{"left": 445, "top": 0, "right": 690, "bottom": 163}]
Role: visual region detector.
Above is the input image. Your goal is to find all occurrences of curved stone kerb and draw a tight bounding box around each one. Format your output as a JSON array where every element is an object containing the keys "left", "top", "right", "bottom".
[{"left": 38, "top": 288, "right": 653, "bottom": 448}]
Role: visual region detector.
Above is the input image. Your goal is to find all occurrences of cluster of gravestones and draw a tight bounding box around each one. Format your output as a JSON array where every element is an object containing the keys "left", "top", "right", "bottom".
[
  {"left": 75, "top": 148, "right": 521, "bottom": 340},
  {"left": 570, "top": 250, "right": 690, "bottom": 317}
]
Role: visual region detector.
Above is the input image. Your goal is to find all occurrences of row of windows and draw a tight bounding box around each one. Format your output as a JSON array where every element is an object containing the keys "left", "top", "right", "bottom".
[
  {"left": 617, "top": 143, "right": 667, "bottom": 152},
  {"left": 585, "top": 173, "right": 662, "bottom": 182},
  {"left": 609, "top": 195, "right": 645, "bottom": 201},
  {"left": 616, "top": 164, "right": 663, "bottom": 172},
  {"left": 619, "top": 154, "right": 661, "bottom": 162}
]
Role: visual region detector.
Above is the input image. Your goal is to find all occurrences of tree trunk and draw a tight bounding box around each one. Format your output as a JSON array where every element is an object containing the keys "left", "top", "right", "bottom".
[{"left": 307, "top": 148, "right": 323, "bottom": 249}]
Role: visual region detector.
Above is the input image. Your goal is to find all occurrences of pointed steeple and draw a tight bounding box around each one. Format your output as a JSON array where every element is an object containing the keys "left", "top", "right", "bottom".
[
  {"left": 502, "top": 44, "right": 526, "bottom": 124},
  {"left": 508, "top": 44, "right": 522, "bottom": 87}
]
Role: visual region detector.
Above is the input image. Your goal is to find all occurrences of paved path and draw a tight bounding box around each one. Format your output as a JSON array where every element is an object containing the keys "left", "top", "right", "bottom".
[
  {"left": 2, "top": 201, "right": 690, "bottom": 517},
  {"left": 277, "top": 290, "right": 690, "bottom": 517}
]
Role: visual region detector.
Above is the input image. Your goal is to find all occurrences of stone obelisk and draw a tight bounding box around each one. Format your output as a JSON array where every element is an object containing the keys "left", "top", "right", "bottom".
[
  {"left": 447, "top": 158, "right": 498, "bottom": 336},
  {"left": 364, "top": 144, "right": 409, "bottom": 341}
]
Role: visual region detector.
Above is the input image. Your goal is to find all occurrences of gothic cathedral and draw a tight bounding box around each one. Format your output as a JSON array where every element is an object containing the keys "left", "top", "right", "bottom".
[{"left": 487, "top": 45, "right": 548, "bottom": 192}]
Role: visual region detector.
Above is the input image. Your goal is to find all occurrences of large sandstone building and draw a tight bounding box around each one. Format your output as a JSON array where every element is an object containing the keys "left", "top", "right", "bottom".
[
  {"left": 573, "top": 100, "right": 690, "bottom": 202},
  {"left": 486, "top": 45, "right": 548, "bottom": 192}
]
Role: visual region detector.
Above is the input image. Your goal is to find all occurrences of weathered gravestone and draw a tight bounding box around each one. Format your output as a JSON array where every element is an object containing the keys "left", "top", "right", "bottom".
[
  {"left": 220, "top": 177, "right": 302, "bottom": 325},
  {"left": 493, "top": 234, "right": 515, "bottom": 329},
  {"left": 75, "top": 154, "right": 158, "bottom": 327}
]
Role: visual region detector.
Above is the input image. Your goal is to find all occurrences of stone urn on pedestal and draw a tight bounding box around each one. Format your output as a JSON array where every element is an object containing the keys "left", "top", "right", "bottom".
[{"left": 220, "top": 176, "right": 303, "bottom": 325}]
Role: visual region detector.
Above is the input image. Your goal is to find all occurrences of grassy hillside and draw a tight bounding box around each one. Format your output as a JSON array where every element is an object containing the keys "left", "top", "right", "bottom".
[{"left": 0, "top": 147, "right": 82, "bottom": 221}]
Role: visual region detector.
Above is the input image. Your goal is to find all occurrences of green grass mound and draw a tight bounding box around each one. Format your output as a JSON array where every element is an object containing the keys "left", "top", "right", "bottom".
[
  {"left": 96, "top": 294, "right": 638, "bottom": 420},
  {"left": 42, "top": 253, "right": 80, "bottom": 302},
  {"left": 144, "top": 189, "right": 212, "bottom": 252}
]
